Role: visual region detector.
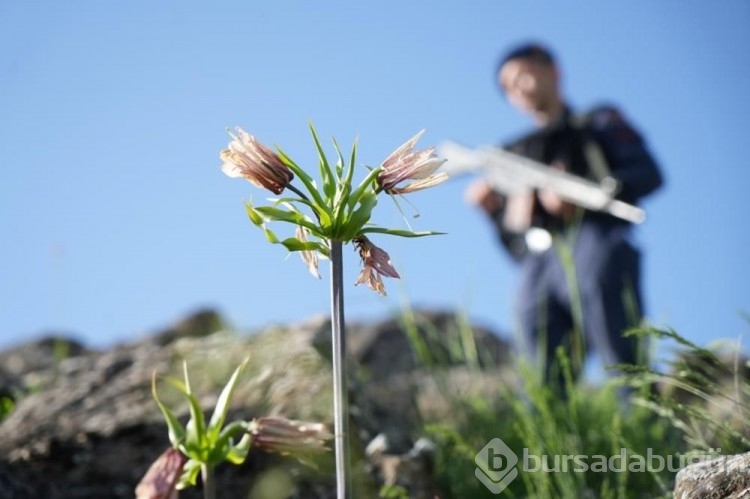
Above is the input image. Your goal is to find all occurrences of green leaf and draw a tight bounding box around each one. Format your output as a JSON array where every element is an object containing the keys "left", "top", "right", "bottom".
[
  {"left": 176, "top": 459, "right": 202, "bottom": 490},
  {"left": 276, "top": 145, "right": 332, "bottom": 221},
  {"left": 360, "top": 227, "right": 447, "bottom": 238},
  {"left": 185, "top": 417, "right": 204, "bottom": 457},
  {"left": 330, "top": 137, "right": 359, "bottom": 235},
  {"left": 226, "top": 433, "right": 252, "bottom": 464},
  {"left": 182, "top": 361, "right": 193, "bottom": 393},
  {"left": 166, "top": 363, "right": 207, "bottom": 459},
  {"left": 151, "top": 373, "right": 186, "bottom": 447},
  {"left": 347, "top": 137, "right": 358, "bottom": 187},
  {"left": 208, "top": 420, "right": 249, "bottom": 465},
  {"left": 332, "top": 181, "right": 351, "bottom": 231},
  {"left": 207, "top": 359, "right": 249, "bottom": 440},
  {"left": 206, "top": 439, "right": 230, "bottom": 466},
  {"left": 331, "top": 136, "right": 347, "bottom": 180},
  {"left": 280, "top": 237, "right": 329, "bottom": 257},
  {"left": 264, "top": 227, "right": 279, "bottom": 244},
  {"left": 244, "top": 201, "right": 264, "bottom": 226},
  {"left": 270, "top": 196, "right": 332, "bottom": 228},
  {"left": 275, "top": 145, "right": 313, "bottom": 185},
  {"left": 338, "top": 190, "right": 377, "bottom": 241},
  {"left": 254, "top": 206, "right": 319, "bottom": 232},
  {"left": 308, "top": 122, "right": 336, "bottom": 201},
  {"left": 256, "top": 199, "right": 331, "bottom": 234},
  {"left": 348, "top": 166, "right": 381, "bottom": 212}
]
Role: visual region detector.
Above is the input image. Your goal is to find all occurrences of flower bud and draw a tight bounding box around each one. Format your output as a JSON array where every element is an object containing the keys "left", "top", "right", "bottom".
[
  {"left": 135, "top": 447, "right": 187, "bottom": 499},
  {"left": 377, "top": 130, "right": 447, "bottom": 194},
  {"left": 220, "top": 127, "right": 294, "bottom": 194},
  {"left": 248, "top": 416, "right": 332, "bottom": 456},
  {"left": 353, "top": 236, "right": 400, "bottom": 296}
]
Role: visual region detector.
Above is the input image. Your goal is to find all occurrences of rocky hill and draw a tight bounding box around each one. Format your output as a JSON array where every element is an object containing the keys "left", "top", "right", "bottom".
[{"left": 0, "top": 308, "right": 512, "bottom": 498}]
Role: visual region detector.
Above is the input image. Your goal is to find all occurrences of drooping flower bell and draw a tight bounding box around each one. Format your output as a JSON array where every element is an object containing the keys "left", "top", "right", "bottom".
[
  {"left": 296, "top": 225, "right": 320, "bottom": 279},
  {"left": 135, "top": 447, "right": 187, "bottom": 499},
  {"left": 248, "top": 416, "right": 332, "bottom": 456},
  {"left": 353, "top": 236, "right": 400, "bottom": 296},
  {"left": 220, "top": 127, "right": 294, "bottom": 194},
  {"left": 377, "top": 130, "right": 448, "bottom": 195}
]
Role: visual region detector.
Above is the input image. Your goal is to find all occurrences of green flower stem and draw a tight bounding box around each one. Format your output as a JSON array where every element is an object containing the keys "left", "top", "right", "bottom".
[
  {"left": 201, "top": 464, "right": 215, "bottom": 499},
  {"left": 329, "top": 240, "right": 352, "bottom": 498}
]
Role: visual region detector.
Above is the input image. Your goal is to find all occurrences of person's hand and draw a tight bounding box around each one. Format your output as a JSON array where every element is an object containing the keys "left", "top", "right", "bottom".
[
  {"left": 538, "top": 161, "right": 575, "bottom": 219},
  {"left": 464, "top": 179, "right": 504, "bottom": 214},
  {"left": 537, "top": 188, "right": 574, "bottom": 218}
]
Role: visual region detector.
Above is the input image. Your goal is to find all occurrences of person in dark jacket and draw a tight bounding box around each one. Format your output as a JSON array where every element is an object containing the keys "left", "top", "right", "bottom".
[{"left": 465, "top": 43, "right": 663, "bottom": 393}]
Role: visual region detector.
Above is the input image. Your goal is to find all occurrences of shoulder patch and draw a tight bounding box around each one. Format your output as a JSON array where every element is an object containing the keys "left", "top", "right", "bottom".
[
  {"left": 584, "top": 104, "right": 643, "bottom": 143},
  {"left": 587, "top": 105, "right": 626, "bottom": 129}
]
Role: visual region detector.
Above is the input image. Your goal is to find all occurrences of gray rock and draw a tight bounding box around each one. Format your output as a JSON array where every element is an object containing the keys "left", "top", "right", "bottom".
[{"left": 674, "top": 451, "right": 750, "bottom": 499}]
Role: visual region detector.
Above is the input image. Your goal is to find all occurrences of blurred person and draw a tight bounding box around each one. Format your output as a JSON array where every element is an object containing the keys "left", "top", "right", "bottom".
[{"left": 465, "top": 42, "right": 663, "bottom": 394}]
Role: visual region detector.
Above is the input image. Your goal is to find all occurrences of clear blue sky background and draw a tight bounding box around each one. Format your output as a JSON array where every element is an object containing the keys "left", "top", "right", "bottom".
[{"left": 2, "top": 2, "right": 749, "bottom": 366}]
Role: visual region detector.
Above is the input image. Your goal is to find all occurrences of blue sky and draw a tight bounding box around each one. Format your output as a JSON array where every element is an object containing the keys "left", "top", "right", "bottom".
[{"left": 1, "top": 2, "right": 749, "bottom": 365}]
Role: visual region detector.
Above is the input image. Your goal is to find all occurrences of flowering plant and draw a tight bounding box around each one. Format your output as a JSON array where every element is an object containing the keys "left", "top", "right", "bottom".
[
  {"left": 221, "top": 125, "right": 447, "bottom": 295},
  {"left": 149, "top": 360, "right": 252, "bottom": 492},
  {"left": 138, "top": 126, "right": 445, "bottom": 499},
  {"left": 221, "top": 124, "right": 446, "bottom": 497},
  {"left": 137, "top": 359, "right": 331, "bottom": 499}
]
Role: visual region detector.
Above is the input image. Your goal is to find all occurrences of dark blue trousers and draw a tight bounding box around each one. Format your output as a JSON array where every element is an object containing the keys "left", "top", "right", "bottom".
[{"left": 517, "top": 220, "right": 644, "bottom": 389}]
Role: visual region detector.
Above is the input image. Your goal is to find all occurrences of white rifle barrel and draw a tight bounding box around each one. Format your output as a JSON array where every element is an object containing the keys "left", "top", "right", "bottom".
[{"left": 438, "top": 141, "right": 645, "bottom": 224}]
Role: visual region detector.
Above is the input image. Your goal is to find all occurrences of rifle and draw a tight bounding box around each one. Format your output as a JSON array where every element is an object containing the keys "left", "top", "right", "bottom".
[{"left": 438, "top": 141, "right": 645, "bottom": 224}]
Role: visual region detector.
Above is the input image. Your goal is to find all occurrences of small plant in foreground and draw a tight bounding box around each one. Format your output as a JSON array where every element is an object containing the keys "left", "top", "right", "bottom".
[{"left": 136, "top": 359, "right": 331, "bottom": 499}]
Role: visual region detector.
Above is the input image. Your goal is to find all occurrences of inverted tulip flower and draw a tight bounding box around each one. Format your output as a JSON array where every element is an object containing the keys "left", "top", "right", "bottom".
[
  {"left": 220, "top": 127, "right": 294, "bottom": 195},
  {"left": 377, "top": 129, "right": 449, "bottom": 194}
]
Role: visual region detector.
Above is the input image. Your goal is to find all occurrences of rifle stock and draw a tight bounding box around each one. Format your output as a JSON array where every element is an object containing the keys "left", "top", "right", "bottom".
[{"left": 438, "top": 141, "right": 645, "bottom": 224}]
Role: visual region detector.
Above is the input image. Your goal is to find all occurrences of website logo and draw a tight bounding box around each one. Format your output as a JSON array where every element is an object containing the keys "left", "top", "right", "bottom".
[{"left": 475, "top": 438, "right": 519, "bottom": 494}]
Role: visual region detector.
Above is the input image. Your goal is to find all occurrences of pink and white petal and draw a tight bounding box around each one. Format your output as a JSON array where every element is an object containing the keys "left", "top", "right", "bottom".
[
  {"left": 354, "top": 266, "right": 372, "bottom": 286},
  {"left": 221, "top": 161, "right": 245, "bottom": 178},
  {"left": 391, "top": 173, "right": 449, "bottom": 194},
  {"left": 407, "top": 156, "right": 446, "bottom": 179},
  {"left": 370, "top": 250, "right": 400, "bottom": 279},
  {"left": 381, "top": 130, "right": 425, "bottom": 169}
]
